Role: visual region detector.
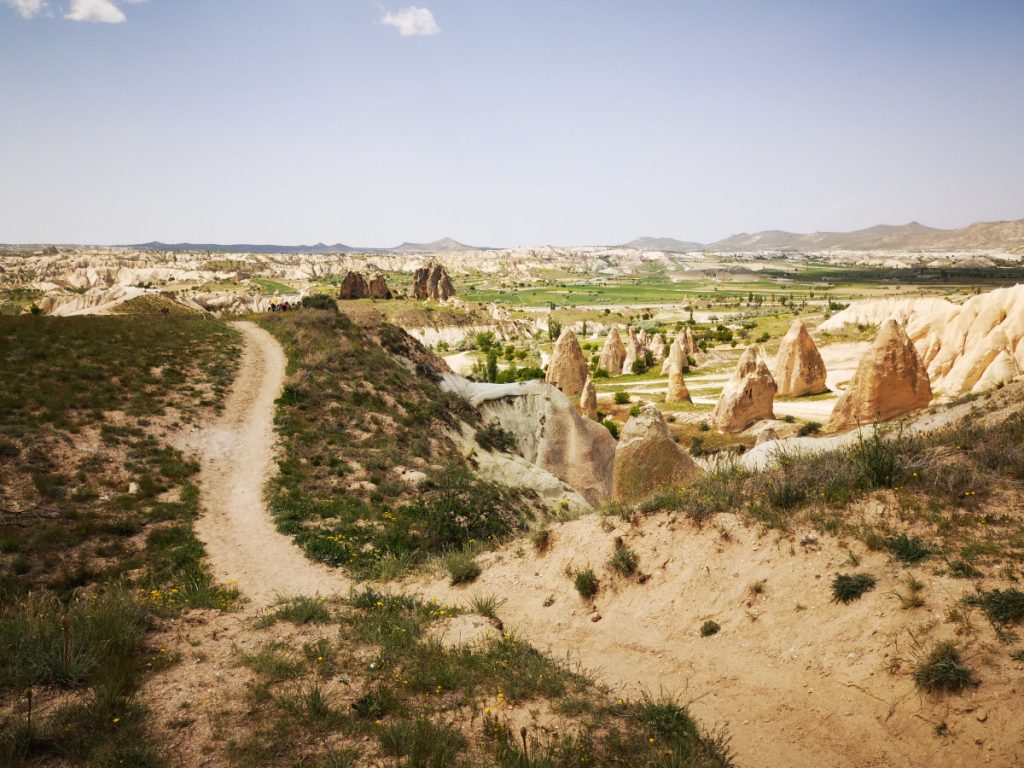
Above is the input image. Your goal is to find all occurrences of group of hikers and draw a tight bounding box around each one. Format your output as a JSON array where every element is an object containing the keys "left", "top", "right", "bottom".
[{"left": 268, "top": 301, "right": 294, "bottom": 312}]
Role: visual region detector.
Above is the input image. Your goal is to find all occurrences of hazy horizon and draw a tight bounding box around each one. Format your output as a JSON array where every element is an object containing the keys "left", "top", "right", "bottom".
[{"left": 2, "top": 0, "right": 1023, "bottom": 245}]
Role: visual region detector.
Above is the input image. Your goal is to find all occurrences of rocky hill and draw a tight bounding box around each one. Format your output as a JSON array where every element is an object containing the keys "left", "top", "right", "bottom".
[{"left": 710, "top": 218, "right": 1024, "bottom": 252}]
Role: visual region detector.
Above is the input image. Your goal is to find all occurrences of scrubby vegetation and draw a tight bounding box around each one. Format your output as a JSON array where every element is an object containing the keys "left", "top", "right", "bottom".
[
  {"left": 0, "top": 314, "right": 240, "bottom": 766},
  {"left": 224, "top": 589, "right": 732, "bottom": 767},
  {"left": 258, "top": 311, "right": 542, "bottom": 580},
  {"left": 913, "top": 641, "right": 976, "bottom": 693},
  {"left": 637, "top": 418, "right": 1024, "bottom": 573},
  {"left": 831, "top": 573, "right": 877, "bottom": 603}
]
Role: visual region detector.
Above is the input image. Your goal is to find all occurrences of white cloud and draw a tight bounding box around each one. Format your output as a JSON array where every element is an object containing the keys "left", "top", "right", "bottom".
[
  {"left": 381, "top": 6, "right": 439, "bottom": 37},
  {"left": 65, "top": 0, "right": 144, "bottom": 24},
  {"left": 4, "top": 0, "right": 49, "bottom": 19}
]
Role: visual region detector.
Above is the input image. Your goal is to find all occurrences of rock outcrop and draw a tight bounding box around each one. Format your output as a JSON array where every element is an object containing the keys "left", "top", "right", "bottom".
[
  {"left": 661, "top": 331, "right": 690, "bottom": 375},
  {"left": 598, "top": 327, "right": 627, "bottom": 375},
  {"left": 337, "top": 271, "right": 369, "bottom": 299},
  {"left": 828, "top": 319, "right": 932, "bottom": 431},
  {"left": 711, "top": 345, "right": 777, "bottom": 432},
  {"left": 412, "top": 262, "right": 456, "bottom": 302},
  {"left": 545, "top": 328, "right": 589, "bottom": 400},
  {"left": 972, "top": 346, "right": 1020, "bottom": 393},
  {"left": 367, "top": 272, "right": 393, "bottom": 299},
  {"left": 622, "top": 327, "right": 642, "bottom": 373},
  {"left": 580, "top": 375, "right": 598, "bottom": 420},
  {"left": 443, "top": 377, "right": 617, "bottom": 505},
  {"left": 683, "top": 327, "right": 699, "bottom": 356},
  {"left": 612, "top": 403, "right": 702, "bottom": 502},
  {"left": 664, "top": 363, "right": 691, "bottom": 404},
  {"left": 774, "top": 319, "right": 828, "bottom": 396},
  {"left": 819, "top": 285, "right": 1024, "bottom": 396},
  {"left": 649, "top": 333, "right": 666, "bottom": 361}
]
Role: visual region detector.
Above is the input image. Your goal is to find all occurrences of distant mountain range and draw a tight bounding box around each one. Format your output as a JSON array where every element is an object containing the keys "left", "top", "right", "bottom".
[
  {"left": 130, "top": 218, "right": 1024, "bottom": 254},
  {"left": 621, "top": 237, "right": 705, "bottom": 252},
  {"left": 134, "top": 237, "right": 483, "bottom": 254},
  {"left": 706, "top": 219, "right": 1024, "bottom": 252}
]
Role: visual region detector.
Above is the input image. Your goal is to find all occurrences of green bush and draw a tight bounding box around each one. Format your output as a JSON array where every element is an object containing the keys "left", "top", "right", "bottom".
[
  {"left": 573, "top": 568, "right": 599, "bottom": 599},
  {"left": 475, "top": 422, "right": 518, "bottom": 453},
  {"left": 609, "top": 546, "right": 639, "bottom": 576},
  {"left": 613, "top": 391, "right": 631, "bottom": 405},
  {"left": 602, "top": 419, "right": 619, "bottom": 439},
  {"left": 831, "top": 573, "right": 877, "bottom": 604},
  {"left": 967, "top": 588, "right": 1024, "bottom": 626},
  {"left": 884, "top": 533, "right": 932, "bottom": 564},
  {"left": 798, "top": 421, "right": 822, "bottom": 436},
  {"left": 445, "top": 552, "right": 482, "bottom": 586},
  {"left": 299, "top": 294, "right": 338, "bottom": 312},
  {"left": 0, "top": 587, "right": 148, "bottom": 689},
  {"left": 700, "top": 620, "right": 720, "bottom": 637},
  {"left": 913, "top": 642, "right": 976, "bottom": 693}
]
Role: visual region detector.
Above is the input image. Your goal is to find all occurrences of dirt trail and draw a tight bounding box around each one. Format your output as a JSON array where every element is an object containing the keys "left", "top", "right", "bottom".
[{"left": 188, "top": 321, "right": 348, "bottom": 606}]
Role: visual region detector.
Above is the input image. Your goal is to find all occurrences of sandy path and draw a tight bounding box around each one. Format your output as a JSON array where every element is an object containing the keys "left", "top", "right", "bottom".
[{"left": 188, "top": 321, "right": 348, "bottom": 606}]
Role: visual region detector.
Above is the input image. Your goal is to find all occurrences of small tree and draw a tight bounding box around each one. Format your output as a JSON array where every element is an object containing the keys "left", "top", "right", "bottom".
[{"left": 547, "top": 318, "right": 562, "bottom": 342}]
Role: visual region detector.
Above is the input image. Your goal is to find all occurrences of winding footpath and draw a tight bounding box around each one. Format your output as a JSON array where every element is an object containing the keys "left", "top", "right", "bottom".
[{"left": 189, "top": 321, "right": 348, "bottom": 606}]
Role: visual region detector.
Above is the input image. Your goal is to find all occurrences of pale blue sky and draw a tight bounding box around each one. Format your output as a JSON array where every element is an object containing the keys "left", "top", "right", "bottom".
[{"left": 2, "top": 0, "right": 1023, "bottom": 246}]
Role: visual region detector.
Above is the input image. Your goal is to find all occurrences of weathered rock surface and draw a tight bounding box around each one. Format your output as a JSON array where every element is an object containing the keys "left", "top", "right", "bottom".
[
  {"left": 649, "top": 333, "right": 666, "bottom": 361},
  {"left": 774, "top": 319, "right": 828, "bottom": 396},
  {"left": 622, "top": 327, "right": 642, "bottom": 373},
  {"left": 367, "top": 272, "right": 393, "bottom": 299},
  {"left": 711, "top": 345, "right": 777, "bottom": 432},
  {"left": 972, "top": 346, "right": 1020, "bottom": 393},
  {"left": 337, "top": 271, "right": 369, "bottom": 299},
  {"left": 612, "top": 403, "right": 702, "bottom": 502},
  {"left": 665, "top": 363, "right": 691, "bottom": 404},
  {"left": 819, "top": 285, "right": 1024, "bottom": 396},
  {"left": 661, "top": 331, "right": 690, "bottom": 375},
  {"left": 443, "top": 377, "right": 617, "bottom": 505},
  {"left": 545, "top": 328, "right": 589, "bottom": 400},
  {"left": 598, "top": 327, "right": 627, "bottom": 375},
  {"left": 580, "top": 375, "right": 598, "bottom": 420},
  {"left": 828, "top": 319, "right": 932, "bottom": 431},
  {"left": 412, "top": 262, "right": 456, "bottom": 301}
]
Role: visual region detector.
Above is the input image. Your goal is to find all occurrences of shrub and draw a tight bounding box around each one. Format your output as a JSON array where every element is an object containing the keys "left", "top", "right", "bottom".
[
  {"left": 698, "top": 420, "right": 711, "bottom": 432},
  {"left": 445, "top": 552, "right": 482, "bottom": 586},
  {"left": 630, "top": 359, "right": 648, "bottom": 375},
  {"left": 609, "top": 546, "right": 639, "bottom": 576},
  {"left": 378, "top": 717, "right": 467, "bottom": 766},
  {"left": 256, "top": 595, "right": 331, "bottom": 628},
  {"left": 884, "top": 533, "right": 932, "bottom": 564},
  {"left": 573, "top": 568, "right": 599, "bottom": 599},
  {"left": 475, "top": 422, "right": 518, "bottom": 453},
  {"left": 613, "top": 391, "right": 631, "bottom": 405},
  {"left": 798, "top": 421, "right": 822, "bottom": 436},
  {"left": 602, "top": 419, "right": 619, "bottom": 439},
  {"left": 913, "top": 642, "right": 976, "bottom": 693},
  {"left": 700, "top": 620, "right": 720, "bottom": 637},
  {"left": 967, "top": 588, "right": 1024, "bottom": 626},
  {"left": 831, "top": 573, "right": 877, "bottom": 603},
  {"left": 0, "top": 587, "right": 148, "bottom": 689},
  {"left": 852, "top": 428, "right": 908, "bottom": 489},
  {"left": 299, "top": 294, "right": 338, "bottom": 312},
  {"left": 628, "top": 404, "right": 642, "bottom": 417},
  {"left": 531, "top": 527, "right": 552, "bottom": 555}
]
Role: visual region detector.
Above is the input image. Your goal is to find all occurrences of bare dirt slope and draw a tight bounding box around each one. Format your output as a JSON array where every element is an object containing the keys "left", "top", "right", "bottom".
[
  {"left": 184, "top": 321, "right": 348, "bottom": 605},
  {"left": 405, "top": 514, "right": 1023, "bottom": 768}
]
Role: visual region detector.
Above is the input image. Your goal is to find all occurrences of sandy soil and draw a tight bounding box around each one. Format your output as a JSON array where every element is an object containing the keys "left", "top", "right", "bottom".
[
  {"left": 182, "top": 321, "right": 348, "bottom": 606},
  {"left": 404, "top": 513, "right": 1024, "bottom": 768}
]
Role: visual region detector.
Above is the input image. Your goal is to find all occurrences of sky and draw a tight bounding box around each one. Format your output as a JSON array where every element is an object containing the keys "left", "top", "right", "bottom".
[{"left": 1, "top": 0, "right": 1023, "bottom": 247}]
